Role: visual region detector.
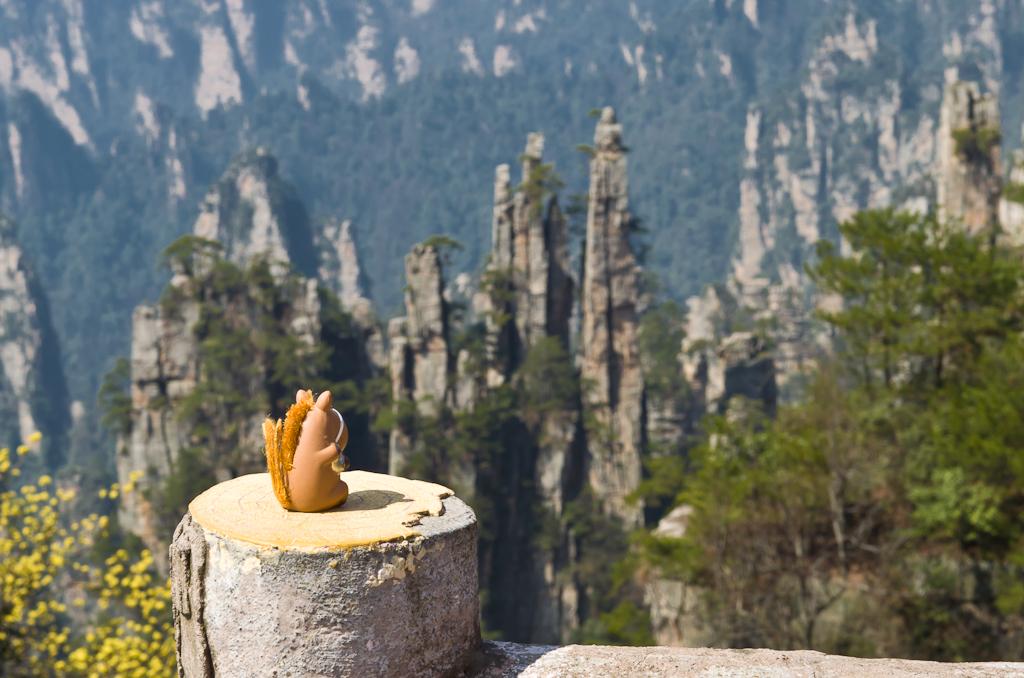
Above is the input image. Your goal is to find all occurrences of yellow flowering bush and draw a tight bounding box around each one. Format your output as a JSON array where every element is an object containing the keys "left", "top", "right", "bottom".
[{"left": 0, "top": 440, "right": 175, "bottom": 677}]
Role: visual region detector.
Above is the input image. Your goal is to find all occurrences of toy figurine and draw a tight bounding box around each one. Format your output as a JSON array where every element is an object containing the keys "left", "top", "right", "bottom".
[{"left": 264, "top": 389, "right": 351, "bottom": 512}]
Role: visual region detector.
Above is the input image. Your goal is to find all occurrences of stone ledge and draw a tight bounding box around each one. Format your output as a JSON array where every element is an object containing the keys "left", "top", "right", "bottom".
[{"left": 474, "top": 642, "right": 1024, "bottom": 678}]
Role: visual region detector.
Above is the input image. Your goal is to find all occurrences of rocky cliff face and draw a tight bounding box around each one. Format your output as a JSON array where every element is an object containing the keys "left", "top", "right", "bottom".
[
  {"left": 318, "top": 216, "right": 369, "bottom": 312},
  {"left": 580, "top": 107, "right": 645, "bottom": 530},
  {"left": 937, "top": 81, "right": 1002, "bottom": 234},
  {"left": 486, "top": 134, "right": 573, "bottom": 378},
  {"left": 118, "top": 150, "right": 383, "bottom": 564},
  {"left": 0, "top": 214, "right": 68, "bottom": 467},
  {"left": 387, "top": 243, "right": 454, "bottom": 476},
  {"left": 193, "top": 147, "right": 319, "bottom": 277},
  {"left": 120, "top": 256, "right": 323, "bottom": 566}
]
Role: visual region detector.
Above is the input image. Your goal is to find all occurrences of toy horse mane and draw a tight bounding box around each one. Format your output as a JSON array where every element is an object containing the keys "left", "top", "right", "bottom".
[{"left": 263, "top": 389, "right": 315, "bottom": 508}]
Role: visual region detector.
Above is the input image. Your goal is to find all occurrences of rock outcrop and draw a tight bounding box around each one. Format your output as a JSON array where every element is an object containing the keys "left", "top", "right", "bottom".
[
  {"left": 120, "top": 258, "right": 324, "bottom": 566},
  {"left": 1001, "top": 147, "right": 1024, "bottom": 247},
  {"left": 0, "top": 214, "right": 69, "bottom": 467},
  {"left": 117, "top": 151, "right": 383, "bottom": 565},
  {"left": 490, "top": 135, "right": 579, "bottom": 644},
  {"left": 193, "top": 147, "right": 318, "bottom": 277},
  {"left": 388, "top": 243, "right": 454, "bottom": 476},
  {"left": 318, "top": 216, "right": 370, "bottom": 312},
  {"left": 580, "top": 108, "right": 645, "bottom": 529},
  {"left": 936, "top": 81, "right": 1001, "bottom": 235},
  {"left": 487, "top": 134, "right": 573, "bottom": 378},
  {"left": 680, "top": 277, "right": 817, "bottom": 420}
]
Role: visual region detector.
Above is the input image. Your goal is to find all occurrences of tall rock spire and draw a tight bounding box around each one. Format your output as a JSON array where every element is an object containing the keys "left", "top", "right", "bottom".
[
  {"left": 580, "top": 107, "right": 644, "bottom": 528},
  {"left": 387, "top": 243, "right": 453, "bottom": 476},
  {"left": 486, "top": 133, "right": 573, "bottom": 378},
  {"left": 193, "top": 147, "right": 319, "bottom": 276},
  {"left": 936, "top": 81, "right": 1002, "bottom": 234}
]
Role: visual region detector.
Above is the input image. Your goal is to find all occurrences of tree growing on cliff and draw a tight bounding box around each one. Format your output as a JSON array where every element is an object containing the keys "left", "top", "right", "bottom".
[{"left": 642, "top": 208, "right": 1024, "bottom": 659}]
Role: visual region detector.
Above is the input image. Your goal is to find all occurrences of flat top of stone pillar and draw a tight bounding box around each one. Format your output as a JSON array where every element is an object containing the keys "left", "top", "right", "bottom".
[{"left": 189, "top": 471, "right": 453, "bottom": 550}]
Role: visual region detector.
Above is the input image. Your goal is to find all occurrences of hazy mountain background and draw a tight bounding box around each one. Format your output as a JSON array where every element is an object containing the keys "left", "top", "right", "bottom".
[{"left": 0, "top": 0, "right": 1020, "bottom": 408}]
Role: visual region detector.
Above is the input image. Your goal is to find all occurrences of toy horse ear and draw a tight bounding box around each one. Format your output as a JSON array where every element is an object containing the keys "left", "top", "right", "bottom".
[{"left": 315, "top": 391, "right": 333, "bottom": 411}]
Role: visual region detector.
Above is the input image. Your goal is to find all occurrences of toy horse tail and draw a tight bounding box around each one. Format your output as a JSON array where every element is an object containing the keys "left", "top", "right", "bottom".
[
  {"left": 263, "top": 417, "right": 290, "bottom": 508},
  {"left": 263, "top": 390, "right": 315, "bottom": 509}
]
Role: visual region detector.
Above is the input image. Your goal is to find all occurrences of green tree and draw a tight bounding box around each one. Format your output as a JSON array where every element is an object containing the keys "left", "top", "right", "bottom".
[{"left": 643, "top": 208, "right": 1024, "bottom": 659}]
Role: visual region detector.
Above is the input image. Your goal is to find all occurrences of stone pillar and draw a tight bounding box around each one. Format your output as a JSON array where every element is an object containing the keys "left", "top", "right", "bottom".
[
  {"left": 580, "top": 107, "right": 645, "bottom": 529},
  {"left": 936, "top": 81, "right": 1002, "bottom": 235},
  {"left": 172, "top": 471, "right": 480, "bottom": 678}
]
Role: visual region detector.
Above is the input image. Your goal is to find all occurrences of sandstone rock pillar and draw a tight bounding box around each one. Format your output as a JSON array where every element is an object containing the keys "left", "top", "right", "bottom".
[
  {"left": 580, "top": 107, "right": 645, "bottom": 529},
  {"left": 936, "top": 81, "right": 1002, "bottom": 234},
  {"left": 172, "top": 471, "right": 479, "bottom": 678}
]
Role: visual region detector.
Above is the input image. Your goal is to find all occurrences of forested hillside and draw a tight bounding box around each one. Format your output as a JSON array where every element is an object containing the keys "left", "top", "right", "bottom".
[
  {"left": 0, "top": 0, "right": 1021, "bottom": 404},
  {"left": 3, "top": 0, "right": 1024, "bottom": 670}
]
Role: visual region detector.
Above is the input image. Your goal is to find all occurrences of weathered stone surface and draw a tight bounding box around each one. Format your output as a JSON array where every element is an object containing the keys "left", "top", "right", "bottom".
[
  {"left": 1000, "top": 146, "right": 1024, "bottom": 247},
  {"left": 404, "top": 243, "right": 451, "bottom": 414},
  {"left": 0, "top": 215, "right": 68, "bottom": 457},
  {"left": 387, "top": 244, "right": 454, "bottom": 476},
  {"left": 473, "top": 643, "right": 1024, "bottom": 678},
  {"left": 318, "top": 216, "right": 370, "bottom": 312},
  {"left": 580, "top": 107, "right": 644, "bottom": 528},
  {"left": 174, "top": 473, "right": 480, "bottom": 678},
  {"left": 487, "top": 135, "right": 573, "bottom": 375},
  {"left": 936, "top": 81, "right": 1002, "bottom": 235},
  {"left": 462, "top": 134, "right": 582, "bottom": 645},
  {"left": 718, "top": 332, "right": 777, "bottom": 417},
  {"left": 193, "top": 147, "right": 318, "bottom": 276},
  {"left": 171, "top": 512, "right": 213, "bottom": 678},
  {"left": 119, "top": 271, "right": 322, "bottom": 570},
  {"left": 118, "top": 300, "right": 200, "bottom": 563}
]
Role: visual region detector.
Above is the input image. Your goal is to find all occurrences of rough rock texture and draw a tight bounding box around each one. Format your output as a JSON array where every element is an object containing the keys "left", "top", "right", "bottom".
[
  {"left": 173, "top": 493, "right": 480, "bottom": 678},
  {"left": 119, "top": 296, "right": 200, "bottom": 562},
  {"left": 1001, "top": 147, "right": 1024, "bottom": 246},
  {"left": 0, "top": 215, "right": 68, "bottom": 460},
  {"left": 580, "top": 108, "right": 645, "bottom": 529},
  {"left": 192, "top": 147, "right": 318, "bottom": 277},
  {"left": 473, "top": 642, "right": 1024, "bottom": 678},
  {"left": 682, "top": 277, "right": 818, "bottom": 421},
  {"left": 487, "top": 135, "right": 573, "bottom": 377},
  {"left": 404, "top": 244, "right": 452, "bottom": 414},
  {"left": 171, "top": 512, "right": 214, "bottom": 678},
  {"left": 937, "top": 81, "right": 1002, "bottom": 235},
  {"left": 318, "top": 216, "right": 370, "bottom": 312},
  {"left": 718, "top": 332, "right": 777, "bottom": 418},
  {"left": 387, "top": 244, "right": 454, "bottom": 476},
  {"left": 120, "top": 272, "right": 323, "bottom": 568},
  {"left": 733, "top": 12, "right": 940, "bottom": 287},
  {"left": 317, "top": 215, "right": 386, "bottom": 370}
]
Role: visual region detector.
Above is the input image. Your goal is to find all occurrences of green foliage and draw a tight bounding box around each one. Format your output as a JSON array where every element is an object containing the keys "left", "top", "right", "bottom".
[
  {"left": 642, "top": 208, "right": 1024, "bottom": 657},
  {"left": 517, "top": 338, "right": 580, "bottom": 422},
  {"left": 97, "top": 357, "right": 131, "bottom": 437},
  {"left": 1004, "top": 156, "right": 1024, "bottom": 204},
  {"left": 159, "top": 235, "right": 224, "bottom": 272},
  {"left": 1004, "top": 182, "right": 1024, "bottom": 204},
  {"left": 639, "top": 301, "right": 688, "bottom": 403},
  {"left": 151, "top": 447, "right": 216, "bottom": 531},
  {"left": 420, "top": 234, "right": 465, "bottom": 252},
  {"left": 565, "top": 486, "right": 653, "bottom": 646},
  {"left": 420, "top": 235, "right": 465, "bottom": 271},
  {"left": 951, "top": 126, "right": 1002, "bottom": 165},
  {"left": 574, "top": 144, "right": 596, "bottom": 159},
  {"left": 515, "top": 162, "right": 566, "bottom": 220}
]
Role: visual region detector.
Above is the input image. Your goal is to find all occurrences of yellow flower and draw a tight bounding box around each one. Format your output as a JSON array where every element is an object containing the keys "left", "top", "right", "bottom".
[{"left": 28, "top": 431, "right": 42, "bottom": 443}]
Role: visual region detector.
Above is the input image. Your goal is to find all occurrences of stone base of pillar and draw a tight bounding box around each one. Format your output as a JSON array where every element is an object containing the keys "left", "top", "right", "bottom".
[{"left": 171, "top": 471, "right": 479, "bottom": 678}]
